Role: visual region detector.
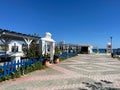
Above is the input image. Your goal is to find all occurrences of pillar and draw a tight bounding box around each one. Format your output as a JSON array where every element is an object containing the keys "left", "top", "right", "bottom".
[{"left": 50, "top": 42, "right": 55, "bottom": 63}]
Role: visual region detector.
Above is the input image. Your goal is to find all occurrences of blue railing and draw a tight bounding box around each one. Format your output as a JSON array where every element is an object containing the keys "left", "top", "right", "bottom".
[
  {"left": 59, "top": 52, "right": 77, "bottom": 59},
  {"left": 0, "top": 52, "right": 77, "bottom": 78},
  {"left": 0, "top": 58, "right": 43, "bottom": 78}
]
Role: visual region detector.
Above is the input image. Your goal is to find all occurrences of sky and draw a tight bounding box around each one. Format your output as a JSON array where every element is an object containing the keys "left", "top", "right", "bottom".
[{"left": 0, "top": 0, "right": 120, "bottom": 48}]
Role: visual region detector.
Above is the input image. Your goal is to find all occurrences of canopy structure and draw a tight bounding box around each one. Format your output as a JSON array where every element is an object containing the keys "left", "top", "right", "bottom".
[
  {"left": 0, "top": 29, "right": 41, "bottom": 48},
  {"left": 0, "top": 29, "right": 40, "bottom": 41},
  {"left": 0, "top": 29, "right": 41, "bottom": 60}
]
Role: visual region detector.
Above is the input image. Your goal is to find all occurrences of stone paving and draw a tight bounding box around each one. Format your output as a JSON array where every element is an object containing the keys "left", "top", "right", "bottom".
[{"left": 1, "top": 54, "right": 120, "bottom": 90}]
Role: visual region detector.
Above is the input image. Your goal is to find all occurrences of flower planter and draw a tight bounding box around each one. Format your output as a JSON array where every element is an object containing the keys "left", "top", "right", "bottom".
[
  {"left": 54, "top": 55, "right": 59, "bottom": 64},
  {"left": 54, "top": 58, "right": 59, "bottom": 64},
  {"left": 43, "top": 59, "right": 50, "bottom": 66},
  {"left": 45, "top": 60, "right": 50, "bottom": 66}
]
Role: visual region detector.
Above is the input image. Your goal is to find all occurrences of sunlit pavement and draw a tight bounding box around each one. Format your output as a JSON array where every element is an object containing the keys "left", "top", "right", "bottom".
[{"left": 1, "top": 54, "right": 120, "bottom": 90}]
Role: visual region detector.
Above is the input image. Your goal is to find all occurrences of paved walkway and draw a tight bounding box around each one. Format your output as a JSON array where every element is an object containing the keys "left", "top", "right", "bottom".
[{"left": 1, "top": 54, "right": 120, "bottom": 90}]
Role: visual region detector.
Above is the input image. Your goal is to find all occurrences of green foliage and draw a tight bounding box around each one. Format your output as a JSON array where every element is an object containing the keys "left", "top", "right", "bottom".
[
  {"left": 24, "top": 62, "right": 46, "bottom": 74},
  {"left": 24, "top": 66, "right": 31, "bottom": 74},
  {"left": 11, "top": 72, "right": 15, "bottom": 79},
  {"left": 23, "top": 41, "right": 42, "bottom": 59},
  {"left": 59, "top": 57, "right": 66, "bottom": 61},
  {"left": 10, "top": 71, "right": 21, "bottom": 79},
  {"left": 15, "top": 72, "right": 21, "bottom": 78},
  {"left": 43, "top": 54, "right": 50, "bottom": 61},
  {"left": 5, "top": 76, "right": 11, "bottom": 80},
  {"left": 55, "top": 47, "right": 60, "bottom": 55},
  {"left": 0, "top": 69, "right": 3, "bottom": 74},
  {"left": 0, "top": 76, "right": 11, "bottom": 82},
  {"left": 0, "top": 78, "right": 3, "bottom": 82},
  {"left": 37, "top": 62, "right": 46, "bottom": 69}
]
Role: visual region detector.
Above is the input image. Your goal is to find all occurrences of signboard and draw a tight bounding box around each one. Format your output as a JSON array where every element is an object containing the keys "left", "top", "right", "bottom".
[{"left": 107, "top": 45, "right": 111, "bottom": 49}]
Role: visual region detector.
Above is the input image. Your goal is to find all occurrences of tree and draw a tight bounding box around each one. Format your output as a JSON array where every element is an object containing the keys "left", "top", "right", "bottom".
[{"left": 23, "top": 40, "right": 42, "bottom": 59}]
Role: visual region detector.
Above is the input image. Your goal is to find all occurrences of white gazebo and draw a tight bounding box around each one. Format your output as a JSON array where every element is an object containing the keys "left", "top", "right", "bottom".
[{"left": 40, "top": 32, "right": 55, "bottom": 63}]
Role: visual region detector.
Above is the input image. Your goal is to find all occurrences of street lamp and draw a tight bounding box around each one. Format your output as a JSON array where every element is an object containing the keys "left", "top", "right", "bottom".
[{"left": 110, "top": 36, "right": 112, "bottom": 53}]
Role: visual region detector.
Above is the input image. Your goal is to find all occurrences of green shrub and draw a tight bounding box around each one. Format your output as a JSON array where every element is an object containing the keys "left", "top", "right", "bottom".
[
  {"left": 59, "top": 57, "right": 66, "bottom": 61},
  {"left": 24, "top": 62, "right": 46, "bottom": 74},
  {"left": 35, "top": 62, "right": 42, "bottom": 69},
  {"left": 24, "top": 65, "right": 32, "bottom": 74},
  {"left": 0, "top": 75, "right": 11, "bottom": 81},
  {"left": 15, "top": 72, "right": 21, "bottom": 78},
  {"left": 31, "top": 64, "right": 36, "bottom": 70},
  {"left": 37, "top": 62, "right": 46, "bottom": 69},
  {"left": 0, "top": 77, "right": 6, "bottom": 81},
  {"left": 11, "top": 72, "right": 15, "bottom": 79},
  {"left": 4, "top": 75, "right": 11, "bottom": 80},
  {"left": 0, "top": 69, "right": 3, "bottom": 74},
  {"left": 0, "top": 78, "right": 3, "bottom": 82}
]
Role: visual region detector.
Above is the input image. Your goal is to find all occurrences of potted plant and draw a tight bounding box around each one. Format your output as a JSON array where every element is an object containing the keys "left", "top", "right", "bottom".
[
  {"left": 54, "top": 54, "right": 59, "bottom": 64},
  {"left": 43, "top": 54, "right": 50, "bottom": 66},
  {"left": 53, "top": 47, "right": 60, "bottom": 64}
]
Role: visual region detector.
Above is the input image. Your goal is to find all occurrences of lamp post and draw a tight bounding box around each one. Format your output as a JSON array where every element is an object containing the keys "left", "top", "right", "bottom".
[{"left": 110, "top": 36, "right": 112, "bottom": 53}]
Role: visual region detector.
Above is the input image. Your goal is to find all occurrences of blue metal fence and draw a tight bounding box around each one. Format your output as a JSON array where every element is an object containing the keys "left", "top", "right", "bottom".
[
  {"left": 0, "top": 58, "right": 43, "bottom": 78},
  {"left": 0, "top": 52, "right": 77, "bottom": 78},
  {"left": 59, "top": 52, "right": 77, "bottom": 59}
]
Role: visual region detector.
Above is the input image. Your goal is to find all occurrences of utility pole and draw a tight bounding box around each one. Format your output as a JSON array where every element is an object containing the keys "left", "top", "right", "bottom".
[{"left": 110, "top": 36, "right": 112, "bottom": 53}]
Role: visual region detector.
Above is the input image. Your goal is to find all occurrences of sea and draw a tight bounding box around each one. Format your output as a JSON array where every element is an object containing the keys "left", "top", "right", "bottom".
[{"left": 92, "top": 49, "right": 118, "bottom": 53}]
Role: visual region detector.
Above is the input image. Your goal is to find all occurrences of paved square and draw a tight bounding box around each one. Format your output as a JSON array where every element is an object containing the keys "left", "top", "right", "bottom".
[{"left": 1, "top": 54, "right": 120, "bottom": 90}]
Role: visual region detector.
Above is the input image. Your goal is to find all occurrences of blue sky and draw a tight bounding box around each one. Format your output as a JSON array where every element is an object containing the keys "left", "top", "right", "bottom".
[{"left": 0, "top": 0, "right": 120, "bottom": 48}]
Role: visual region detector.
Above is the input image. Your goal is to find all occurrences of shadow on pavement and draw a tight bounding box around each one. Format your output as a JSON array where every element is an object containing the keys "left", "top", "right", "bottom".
[{"left": 79, "top": 80, "right": 120, "bottom": 90}]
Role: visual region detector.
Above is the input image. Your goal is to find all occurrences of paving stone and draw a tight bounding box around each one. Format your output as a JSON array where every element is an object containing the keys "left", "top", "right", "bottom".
[{"left": 1, "top": 54, "right": 120, "bottom": 90}]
